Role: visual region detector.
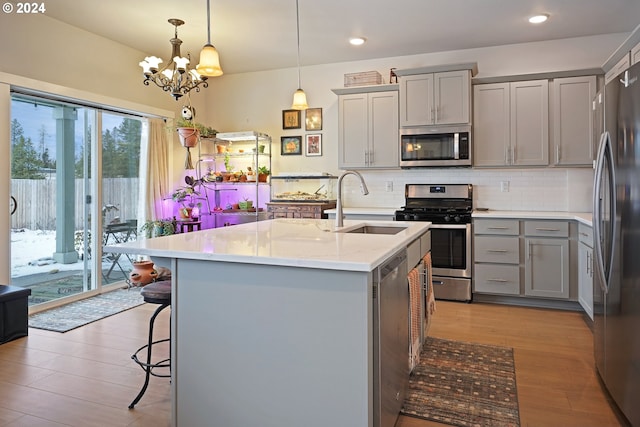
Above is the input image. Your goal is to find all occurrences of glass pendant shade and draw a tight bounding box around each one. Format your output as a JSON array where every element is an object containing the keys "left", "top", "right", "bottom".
[
  {"left": 196, "top": 44, "right": 223, "bottom": 77},
  {"left": 291, "top": 88, "right": 308, "bottom": 110}
]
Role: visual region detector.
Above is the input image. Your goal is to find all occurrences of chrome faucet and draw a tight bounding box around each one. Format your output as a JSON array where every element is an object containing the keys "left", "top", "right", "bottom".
[{"left": 336, "top": 170, "right": 369, "bottom": 227}]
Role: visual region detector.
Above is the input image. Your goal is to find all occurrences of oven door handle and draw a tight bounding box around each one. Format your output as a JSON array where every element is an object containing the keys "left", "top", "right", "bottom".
[{"left": 427, "top": 224, "right": 469, "bottom": 229}]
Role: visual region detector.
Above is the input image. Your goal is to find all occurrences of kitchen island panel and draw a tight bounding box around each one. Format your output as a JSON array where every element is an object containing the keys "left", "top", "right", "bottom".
[{"left": 174, "top": 258, "right": 374, "bottom": 427}]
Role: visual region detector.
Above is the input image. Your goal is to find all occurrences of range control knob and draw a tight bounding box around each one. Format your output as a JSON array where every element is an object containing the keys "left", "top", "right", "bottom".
[
  {"left": 454, "top": 215, "right": 461, "bottom": 223},
  {"left": 444, "top": 215, "right": 451, "bottom": 222}
]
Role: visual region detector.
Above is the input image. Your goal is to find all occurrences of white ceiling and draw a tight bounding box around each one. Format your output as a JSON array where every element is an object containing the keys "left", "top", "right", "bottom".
[{"left": 45, "top": 0, "right": 640, "bottom": 74}]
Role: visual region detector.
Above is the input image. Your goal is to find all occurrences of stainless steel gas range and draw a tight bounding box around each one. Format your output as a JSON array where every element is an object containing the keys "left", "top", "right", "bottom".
[{"left": 395, "top": 184, "right": 472, "bottom": 302}]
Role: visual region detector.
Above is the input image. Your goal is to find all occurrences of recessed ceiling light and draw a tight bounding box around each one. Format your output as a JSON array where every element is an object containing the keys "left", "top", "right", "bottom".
[
  {"left": 529, "top": 14, "right": 549, "bottom": 24},
  {"left": 349, "top": 37, "right": 367, "bottom": 46}
]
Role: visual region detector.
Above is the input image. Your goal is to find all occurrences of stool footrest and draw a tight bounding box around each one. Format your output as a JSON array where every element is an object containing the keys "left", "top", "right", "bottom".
[{"left": 131, "top": 338, "right": 171, "bottom": 378}]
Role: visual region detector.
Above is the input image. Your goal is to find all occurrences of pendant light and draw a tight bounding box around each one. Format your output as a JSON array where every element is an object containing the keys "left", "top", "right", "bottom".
[
  {"left": 291, "top": 0, "right": 308, "bottom": 110},
  {"left": 196, "top": 0, "right": 223, "bottom": 77}
]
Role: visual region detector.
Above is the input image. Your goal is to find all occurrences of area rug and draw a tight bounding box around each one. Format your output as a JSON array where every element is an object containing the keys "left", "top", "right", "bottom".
[
  {"left": 28, "top": 288, "right": 145, "bottom": 333},
  {"left": 401, "top": 337, "right": 520, "bottom": 427}
]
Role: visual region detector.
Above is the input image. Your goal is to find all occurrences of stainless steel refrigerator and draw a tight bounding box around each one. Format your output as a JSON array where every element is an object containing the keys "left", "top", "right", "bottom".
[{"left": 593, "top": 60, "right": 640, "bottom": 427}]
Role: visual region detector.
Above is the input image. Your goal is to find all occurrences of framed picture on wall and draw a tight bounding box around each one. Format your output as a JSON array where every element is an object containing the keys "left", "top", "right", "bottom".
[
  {"left": 305, "top": 108, "right": 322, "bottom": 131},
  {"left": 282, "top": 109, "right": 301, "bottom": 129},
  {"left": 281, "top": 136, "right": 302, "bottom": 155},
  {"left": 305, "top": 134, "right": 322, "bottom": 156}
]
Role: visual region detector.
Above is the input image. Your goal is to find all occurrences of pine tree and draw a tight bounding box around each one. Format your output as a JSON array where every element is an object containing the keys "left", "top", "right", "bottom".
[{"left": 11, "top": 118, "right": 44, "bottom": 179}]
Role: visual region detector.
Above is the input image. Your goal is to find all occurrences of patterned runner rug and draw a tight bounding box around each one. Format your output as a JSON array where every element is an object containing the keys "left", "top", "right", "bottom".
[
  {"left": 401, "top": 336, "right": 520, "bottom": 427},
  {"left": 28, "top": 288, "right": 145, "bottom": 333}
]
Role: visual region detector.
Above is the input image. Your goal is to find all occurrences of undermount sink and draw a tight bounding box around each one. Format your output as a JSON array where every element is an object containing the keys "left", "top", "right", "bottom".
[{"left": 338, "top": 225, "right": 407, "bottom": 235}]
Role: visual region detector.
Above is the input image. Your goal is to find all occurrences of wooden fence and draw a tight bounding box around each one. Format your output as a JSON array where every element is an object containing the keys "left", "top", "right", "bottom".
[{"left": 10, "top": 178, "right": 139, "bottom": 230}]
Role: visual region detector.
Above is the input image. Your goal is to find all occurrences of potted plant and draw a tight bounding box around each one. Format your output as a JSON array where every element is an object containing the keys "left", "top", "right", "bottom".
[
  {"left": 175, "top": 118, "right": 218, "bottom": 147},
  {"left": 257, "top": 166, "right": 270, "bottom": 182},
  {"left": 238, "top": 198, "right": 253, "bottom": 210},
  {"left": 140, "top": 218, "right": 176, "bottom": 238},
  {"left": 246, "top": 166, "right": 256, "bottom": 182},
  {"left": 175, "top": 117, "right": 200, "bottom": 148},
  {"left": 172, "top": 176, "right": 203, "bottom": 219}
]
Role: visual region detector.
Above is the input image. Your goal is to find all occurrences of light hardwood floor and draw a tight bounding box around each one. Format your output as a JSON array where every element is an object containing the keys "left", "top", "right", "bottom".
[{"left": 0, "top": 299, "right": 626, "bottom": 427}]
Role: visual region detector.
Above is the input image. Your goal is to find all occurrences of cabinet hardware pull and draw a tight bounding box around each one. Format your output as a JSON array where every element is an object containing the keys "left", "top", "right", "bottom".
[
  {"left": 535, "top": 227, "right": 560, "bottom": 231},
  {"left": 579, "top": 232, "right": 589, "bottom": 237},
  {"left": 487, "top": 279, "right": 508, "bottom": 282},
  {"left": 432, "top": 280, "right": 445, "bottom": 285},
  {"left": 586, "top": 252, "right": 591, "bottom": 275},
  {"left": 556, "top": 146, "right": 560, "bottom": 163},
  {"left": 487, "top": 249, "right": 508, "bottom": 253},
  {"left": 488, "top": 226, "right": 509, "bottom": 230}
]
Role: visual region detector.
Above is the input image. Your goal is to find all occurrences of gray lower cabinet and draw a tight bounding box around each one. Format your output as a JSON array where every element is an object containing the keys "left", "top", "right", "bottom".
[
  {"left": 473, "top": 219, "right": 521, "bottom": 296},
  {"left": 474, "top": 218, "right": 575, "bottom": 303},
  {"left": 524, "top": 221, "right": 570, "bottom": 299},
  {"left": 524, "top": 237, "right": 570, "bottom": 298},
  {"left": 578, "top": 223, "right": 594, "bottom": 319}
]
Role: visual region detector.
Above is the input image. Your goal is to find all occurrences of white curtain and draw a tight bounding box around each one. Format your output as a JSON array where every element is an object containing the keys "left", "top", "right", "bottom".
[{"left": 138, "top": 118, "right": 170, "bottom": 223}]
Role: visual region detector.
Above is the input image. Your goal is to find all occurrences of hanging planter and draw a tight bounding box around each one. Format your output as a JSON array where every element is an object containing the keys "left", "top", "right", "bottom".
[
  {"left": 177, "top": 127, "right": 200, "bottom": 148},
  {"left": 177, "top": 127, "right": 199, "bottom": 169},
  {"left": 175, "top": 106, "right": 216, "bottom": 169}
]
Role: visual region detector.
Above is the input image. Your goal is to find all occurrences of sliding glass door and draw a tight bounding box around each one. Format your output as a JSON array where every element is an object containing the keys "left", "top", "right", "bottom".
[
  {"left": 100, "top": 113, "right": 143, "bottom": 285},
  {"left": 10, "top": 95, "right": 143, "bottom": 307}
]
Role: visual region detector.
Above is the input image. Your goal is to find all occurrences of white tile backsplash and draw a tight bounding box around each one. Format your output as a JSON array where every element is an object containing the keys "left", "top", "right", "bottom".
[{"left": 340, "top": 167, "right": 593, "bottom": 212}]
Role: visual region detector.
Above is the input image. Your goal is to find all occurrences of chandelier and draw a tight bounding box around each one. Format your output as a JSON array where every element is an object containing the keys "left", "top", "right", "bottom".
[{"left": 139, "top": 9, "right": 223, "bottom": 101}]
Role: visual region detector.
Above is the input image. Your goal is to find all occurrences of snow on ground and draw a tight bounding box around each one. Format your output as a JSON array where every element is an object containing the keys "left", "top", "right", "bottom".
[{"left": 10, "top": 229, "right": 124, "bottom": 278}]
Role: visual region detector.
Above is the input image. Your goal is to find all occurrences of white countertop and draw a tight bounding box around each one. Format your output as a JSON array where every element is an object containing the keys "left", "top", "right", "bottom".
[
  {"left": 105, "top": 218, "right": 430, "bottom": 272},
  {"left": 323, "top": 207, "right": 397, "bottom": 216},
  {"left": 472, "top": 210, "right": 592, "bottom": 226},
  {"left": 323, "top": 207, "right": 593, "bottom": 226}
]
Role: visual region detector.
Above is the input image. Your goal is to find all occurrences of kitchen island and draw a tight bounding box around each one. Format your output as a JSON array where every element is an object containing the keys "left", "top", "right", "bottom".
[{"left": 105, "top": 218, "right": 430, "bottom": 427}]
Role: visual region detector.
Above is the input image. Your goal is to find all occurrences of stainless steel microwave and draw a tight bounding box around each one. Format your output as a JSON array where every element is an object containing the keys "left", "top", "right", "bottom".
[{"left": 400, "top": 125, "right": 471, "bottom": 168}]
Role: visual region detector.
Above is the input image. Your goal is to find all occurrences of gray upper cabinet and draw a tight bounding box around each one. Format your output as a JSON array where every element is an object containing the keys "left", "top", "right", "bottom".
[
  {"left": 473, "top": 83, "right": 510, "bottom": 167},
  {"left": 550, "top": 76, "right": 597, "bottom": 166},
  {"left": 399, "top": 70, "right": 471, "bottom": 127},
  {"left": 333, "top": 85, "right": 399, "bottom": 169},
  {"left": 473, "top": 80, "right": 549, "bottom": 167}
]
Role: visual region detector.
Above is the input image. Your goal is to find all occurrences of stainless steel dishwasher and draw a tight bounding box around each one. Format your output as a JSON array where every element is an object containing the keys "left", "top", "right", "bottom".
[{"left": 373, "top": 249, "right": 409, "bottom": 427}]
